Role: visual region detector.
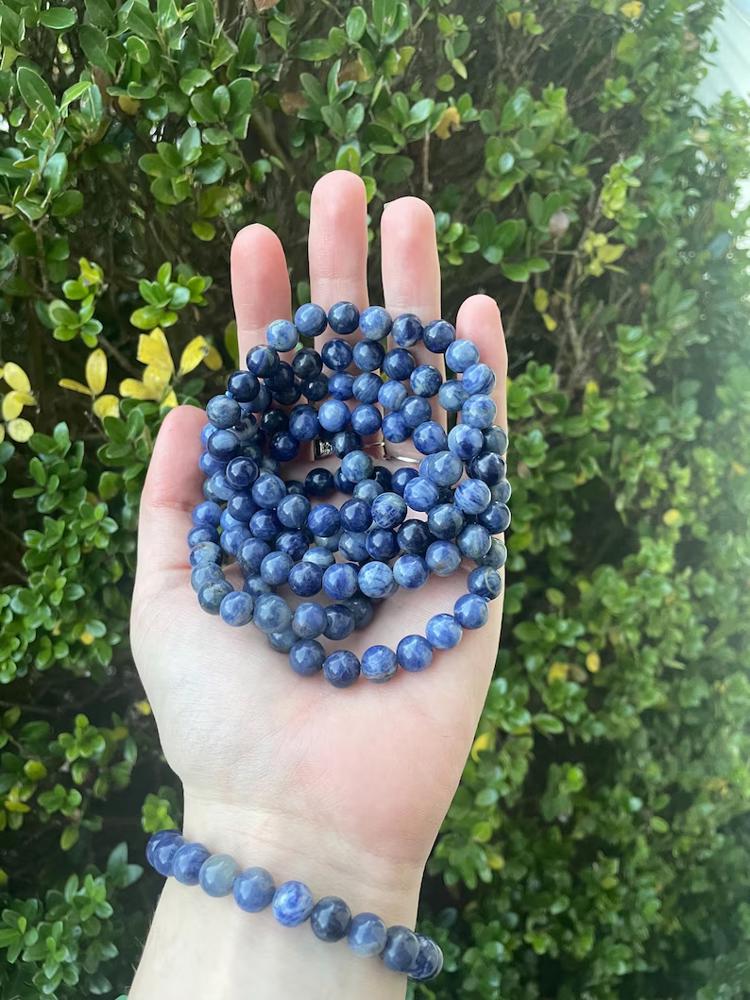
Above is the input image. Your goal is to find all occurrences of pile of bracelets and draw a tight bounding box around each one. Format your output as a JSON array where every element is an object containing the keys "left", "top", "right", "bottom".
[
  {"left": 147, "top": 829, "right": 444, "bottom": 981},
  {"left": 189, "top": 301, "right": 511, "bottom": 687}
]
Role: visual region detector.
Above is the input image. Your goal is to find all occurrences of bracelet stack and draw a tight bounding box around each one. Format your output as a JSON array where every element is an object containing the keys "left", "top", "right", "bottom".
[
  {"left": 146, "top": 830, "right": 443, "bottom": 982},
  {"left": 189, "top": 301, "right": 510, "bottom": 686}
]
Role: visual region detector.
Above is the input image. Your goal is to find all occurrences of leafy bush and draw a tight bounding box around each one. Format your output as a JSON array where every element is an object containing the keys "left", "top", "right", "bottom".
[{"left": 1, "top": 1, "right": 749, "bottom": 996}]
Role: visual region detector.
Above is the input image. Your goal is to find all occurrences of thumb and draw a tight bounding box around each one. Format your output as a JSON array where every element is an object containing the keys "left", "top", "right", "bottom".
[{"left": 134, "top": 405, "right": 206, "bottom": 596}]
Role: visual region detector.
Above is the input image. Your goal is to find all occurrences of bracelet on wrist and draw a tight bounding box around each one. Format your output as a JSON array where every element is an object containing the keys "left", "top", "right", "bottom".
[{"left": 146, "top": 829, "right": 443, "bottom": 981}]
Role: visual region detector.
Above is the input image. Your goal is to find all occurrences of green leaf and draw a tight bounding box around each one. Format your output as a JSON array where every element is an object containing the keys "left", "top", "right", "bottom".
[
  {"left": 297, "top": 39, "right": 333, "bottom": 61},
  {"left": 60, "top": 80, "right": 92, "bottom": 111},
  {"left": 501, "top": 262, "right": 530, "bottom": 282},
  {"left": 191, "top": 220, "right": 215, "bottom": 241},
  {"left": 178, "top": 127, "right": 201, "bottom": 164},
  {"left": 40, "top": 8, "right": 77, "bottom": 30},
  {"left": 43, "top": 152, "right": 68, "bottom": 193},
  {"left": 79, "top": 24, "right": 115, "bottom": 74},
  {"left": 16, "top": 67, "right": 56, "bottom": 116},
  {"left": 346, "top": 6, "right": 368, "bottom": 43},
  {"left": 51, "top": 190, "right": 84, "bottom": 218}
]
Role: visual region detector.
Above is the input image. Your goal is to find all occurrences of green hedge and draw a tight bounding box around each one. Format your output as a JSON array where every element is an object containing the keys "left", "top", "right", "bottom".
[{"left": 1, "top": 1, "right": 749, "bottom": 996}]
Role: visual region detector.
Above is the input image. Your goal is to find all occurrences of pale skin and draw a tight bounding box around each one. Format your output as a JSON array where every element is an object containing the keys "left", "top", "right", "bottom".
[{"left": 130, "top": 170, "right": 508, "bottom": 999}]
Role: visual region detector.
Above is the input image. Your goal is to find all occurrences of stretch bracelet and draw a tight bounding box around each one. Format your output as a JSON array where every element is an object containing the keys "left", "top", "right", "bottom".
[
  {"left": 189, "top": 301, "right": 511, "bottom": 686},
  {"left": 146, "top": 830, "right": 444, "bottom": 981}
]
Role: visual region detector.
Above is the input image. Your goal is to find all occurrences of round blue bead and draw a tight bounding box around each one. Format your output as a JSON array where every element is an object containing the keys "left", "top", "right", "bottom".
[
  {"left": 321, "top": 338, "right": 353, "bottom": 372},
  {"left": 425, "top": 613, "right": 462, "bottom": 650},
  {"left": 492, "top": 479, "right": 512, "bottom": 504},
  {"left": 303, "top": 545, "right": 336, "bottom": 568},
  {"left": 361, "top": 644, "right": 399, "bottom": 682},
  {"left": 478, "top": 537, "right": 508, "bottom": 569},
  {"left": 307, "top": 503, "right": 340, "bottom": 537},
  {"left": 359, "top": 305, "right": 392, "bottom": 341},
  {"left": 190, "top": 541, "right": 222, "bottom": 567},
  {"left": 425, "top": 540, "right": 462, "bottom": 576},
  {"left": 206, "top": 394, "right": 241, "bottom": 429},
  {"left": 289, "top": 639, "right": 325, "bottom": 676},
  {"left": 351, "top": 403, "right": 382, "bottom": 436},
  {"left": 294, "top": 302, "right": 327, "bottom": 337},
  {"left": 470, "top": 451, "right": 506, "bottom": 485},
  {"left": 277, "top": 493, "right": 311, "bottom": 530},
  {"left": 463, "top": 362, "right": 496, "bottom": 395},
  {"left": 270, "top": 430, "right": 299, "bottom": 461},
  {"left": 266, "top": 319, "right": 299, "bottom": 351},
  {"left": 391, "top": 313, "right": 423, "bottom": 347},
  {"left": 438, "top": 379, "right": 468, "bottom": 412},
  {"left": 251, "top": 472, "right": 286, "bottom": 509},
  {"left": 365, "top": 527, "right": 399, "bottom": 560},
  {"left": 198, "top": 578, "right": 233, "bottom": 614},
  {"left": 400, "top": 395, "right": 432, "bottom": 429},
  {"left": 225, "top": 456, "right": 259, "bottom": 490},
  {"left": 445, "top": 338, "right": 480, "bottom": 373},
  {"left": 383, "top": 348, "right": 415, "bottom": 381},
  {"left": 292, "top": 601, "right": 327, "bottom": 638},
  {"left": 422, "top": 319, "right": 455, "bottom": 353},
  {"left": 238, "top": 538, "right": 271, "bottom": 574},
  {"left": 219, "top": 590, "right": 254, "bottom": 626},
  {"left": 277, "top": 531, "right": 309, "bottom": 562},
  {"left": 250, "top": 509, "right": 281, "bottom": 541},
  {"left": 427, "top": 503, "right": 464, "bottom": 540},
  {"left": 468, "top": 566, "right": 503, "bottom": 600},
  {"left": 448, "top": 423, "right": 484, "bottom": 461},
  {"left": 349, "top": 913, "right": 387, "bottom": 957},
  {"left": 455, "top": 478, "right": 492, "bottom": 515},
  {"left": 410, "top": 364, "right": 442, "bottom": 397},
  {"left": 454, "top": 593, "right": 489, "bottom": 629},
  {"left": 328, "top": 300, "right": 359, "bottom": 334},
  {"left": 484, "top": 425, "right": 509, "bottom": 454},
  {"left": 340, "top": 498, "right": 372, "bottom": 532},
  {"left": 358, "top": 561, "right": 395, "bottom": 599},
  {"left": 339, "top": 530, "right": 369, "bottom": 562},
  {"left": 244, "top": 576, "right": 271, "bottom": 599},
  {"left": 171, "top": 841, "right": 210, "bottom": 885},
  {"left": 207, "top": 429, "right": 242, "bottom": 462},
  {"left": 233, "top": 866, "right": 275, "bottom": 912},
  {"left": 322, "top": 562, "right": 359, "bottom": 600},
  {"left": 352, "top": 372, "right": 382, "bottom": 404},
  {"left": 397, "top": 519, "right": 432, "bottom": 555},
  {"left": 302, "top": 375, "right": 328, "bottom": 402},
  {"left": 191, "top": 563, "right": 224, "bottom": 592},
  {"left": 288, "top": 405, "right": 320, "bottom": 442},
  {"left": 382, "top": 412, "right": 410, "bottom": 443},
  {"left": 323, "top": 649, "right": 360, "bottom": 687},
  {"left": 227, "top": 492, "right": 256, "bottom": 522},
  {"left": 458, "top": 523, "right": 492, "bottom": 560},
  {"left": 318, "top": 399, "right": 351, "bottom": 433},
  {"left": 260, "top": 551, "right": 293, "bottom": 586},
  {"left": 287, "top": 561, "right": 324, "bottom": 597},
  {"left": 413, "top": 420, "right": 448, "bottom": 455},
  {"left": 397, "top": 635, "right": 433, "bottom": 671},
  {"left": 310, "top": 896, "right": 352, "bottom": 942},
  {"left": 244, "top": 383, "right": 272, "bottom": 413},
  {"left": 341, "top": 450, "right": 374, "bottom": 484},
  {"left": 268, "top": 627, "right": 297, "bottom": 653},
  {"left": 323, "top": 604, "right": 355, "bottom": 641},
  {"left": 305, "top": 468, "right": 336, "bottom": 496},
  {"left": 370, "top": 492, "right": 407, "bottom": 530},
  {"left": 146, "top": 829, "right": 184, "bottom": 875},
  {"left": 462, "top": 393, "right": 497, "bottom": 429},
  {"left": 220, "top": 526, "right": 251, "bottom": 557},
  {"left": 403, "top": 476, "right": 440, "bottom": 513},
  {"left": 379, "top": 380, "right": 407, "bottom": 410},
  {"left": 253, "top": 593, "right": 292, "bottom": 633},
  {"left": 199, "top": 451, "right": 225, "bottom": 477},
  {"left": 353, "top": 340, "right": 385, "bottom": 372},
  {"left": 199, "top": 853, "right": 239, "bottom": 897},
  {"left": 409, "top": 935, "right": 444, "bottom": 981},
  {"left": 421, "top": 450, "right": 464, "bottom": 487},
  {"left": 391, "top": 467, "right": 419, "bottom": 496},
  {"left": 246, "top": 344, "right": 279, "bottom": 377},
  {"left": 206, "top": 470, "right": 235, "bottom": 500},
  {"left": 273, "top": 880, "right": 315, "bottom": 926},
  {"left": 346, "top": 593, "right": 375, "bottom": 629},
  {"left": 382, "top": 925, "right": 420, "bottom": 972},
  {"left": 227, "top": 369, "right": 260, "bottom": 402},
  {"left": 393, "top": 554, "right": 429, "bottom": 589}
]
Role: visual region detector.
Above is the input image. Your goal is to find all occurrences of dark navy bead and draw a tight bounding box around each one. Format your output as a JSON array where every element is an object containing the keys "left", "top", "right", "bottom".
[
  {"left": 365, "top": 527, "right": 399, "bottom": 560},
  {"left": 353, "top": 372, "right": 382, "bottom": 404},
  {"left": 348, "top": 912, "right": 387, "bottom": 957},
  {"left": 322, "top": 562, "right": 359, "bottom": 600},
  {"left": 272, "top": 382, "right": 302, "bottom": 407},
  {"left": 359, "top": 305, "right": 392, "bottom": 341},
  {"left": 422, "top": 319, "right": 455, "bottom": 353},
  {"left": 361, "top": 645, "right": 398, "bottom": 682},
  {"left": 292, "top": 601, "right": 327, "bottom": 638},
  {"left": 289, "top": 639, "right": 325, "bottom": 676},
  {"left": 293, "top": 347, "right": 323, "bottom": 380},
  {"left": 400, "top": 395, "right": 432, "bottom": 429},
  {"left": 246, "top": 344, "right": 279, "bottom": 377},
  {"left": 294, "top": 302, "right": 327, "bottom": 337},
  {"left": 339, "top": 530, "right": 369, "bottom": 562},
  {"left": 346, "top": 593, "right": 374, "bottom": 629},
  {"left": 243, "top": 382, "right": 272, "bottom": 413},
  {"left": 207, "top": 428, "right": 241, "bottom": 462},
  {"left": 334, "top": 469, "right": 356, "bottom": 495},
  {"left": 307, "top": 503, "right": 340, "bottom": 537},
  {"left": 268, "top": 627, "right": 297, "bottom": 653},
  {"left": 373, "top": 465, "right": 393, "bottom": 491},
  {"left": 427, "top": 503, "right": 464, "bottom": 540},
  {"left": 323, "top": 649, "right": 360, "bottom": 687},
  {"left": 455, "top": 478, "right": 492, "bottom": 515},
  {"left": 413, "top": 420, "right": 448, "bottom": 455},
  {"left": 277, "top": 531, "right": 310, "bottom": 562},
  {"left": 370, "top": 492, "right": 408, "bottom": 529},
  {"left": 492, "top": 478, "right": 512, "bottom": 504},
  {"left": 391, "top": 313, "right": 423, "bottom": 347},
  {"left": 277, "top": 493, "right": 311, "bottom": 530},
  {"left": 341, "top": 450, "right": 374, "bottom": 484},
  {"left": 250, "top": 509, "right": 281, "bottom": 541},
  {"left": 462, "top": 393, "right": 496, "bottom": 429},
  {"left": 358, "top": 561, "right": 395, "bottom": 599},
  {"left": 206, "top": 394, "right": 241, "bottom": 429},
  {"left": 219, "top": 590, "right": 254, "bottom": 626},
  {"left": 468, "top": 566, "right": 503, "bottom": 600},
  {"left": 287, "top": 562, "right": 323, "bottom": 599},
  {"left": 383, "top": 348, "right": 415, "bottom": 381},
  {"left": 438, "top": 379, "right": 468, "bottom": 412},
  {"left": 324, "top": 604, "right": 355, "bottom": 640},
  {"left": 318, "top": 399, "right": 351, "bottom": 433},
  {"left": 311, "top": 896, "right": 352, "bottom": 942},
  {"left": 328, "top": 372, "right": 356, "bottom": 401},
  {"left": 448, "top": 423, "right": 484, "bottom": 461},
  {"left": 289, "top": 405, "right": 320, "bottom": 442},
  {"left": 404, "top": 476, "right": 440, "bottom": 512},
  {"left": 484, "top": 425, "right": 509, "bottom": 454},
  {"left": 458, "top": 523, "right": 491, "bottom": 560},
  {"left": 425, "top": 613, "right": 462, "bottom": 650},
  {"left": 147, "top": 829, "right": 184, "bottom": 876},
  {"left": 382, "top": 412, "right": 410, "bottom": 443},
  {"left": 253, "top": 593, "right": 292, "bottom": 633},
  {"left": 353, "top": 340, "right": 385, "bottom": 372},
  {"left": 445, "top": 338, "right": 480, "bottom": 373},
  {"left": 270, "top": 430, "right": 299, "bottom": 462},
  {"left": 425, "top": 540, "right": 462, "bottom": 576},
  {"left": 454, "top": 593, "right": 489, "bottom": 629},
  {"left": 351, "top": 403, "right": 382, "bottom": 436},
  {"left": 286, "top": 480, "right": 306, "bottom": 496},
  {"left": 233, "top": 866, "right": 275, "bottom": 912},
  {"left": 340, "top": 498, "right": 372, "bottom": 532},
  {"left": 273, "top": 880, "right": 315, "bottom": 926},
  {"left": 378, "top": 380, "right": 407, "bottom": 410},
  {"left": 188, "top": 525, "right": 218, "bottom": 547},
  {"left": 305, "top": 468, "right": 335, "bottom": 497},
  {"left": 302, "top": 375, "right": 329, "bottom": 402},
  {"left": 397, "top": 635, "right": 433, "bottom": 671},
  {"left": 397, "top": 519, "right": 432, "bottom": 555},
  {"left": 330, "top": 429, "right": 362, "bottom": 457},
  {"left": 410, "top": 364, "right": 442, "bottom": 397},
  {"left": 251, "top": 472, "right": 286, "bottom": 509},
  {"left": 463, "top": 362, "right": 496, "bottom": 396},
  {"left": 191, "top": 563, "right": 224, "bottom": 592},
  {"left": 469, "top": 451, "right": 506, "bottom": 485},
  {"left": 393, "top": 554, "right": 429, "bottom": 589},
  {"left": 328, "top": 300, "right": 360, "bottom": 335},
  {"left": 382, "top": 925, "right": 420, "bottom": 972},
  {"left": 391, "top": 467, "right": 419, "bottom": 496},
  {"left": 238, "top": 538, "right": 271, "bottom": 573},
  {"left": 322, "top": 338, "right": 354, "bottom": 372},
  {"left": 409, "top": 935, "right": 444, "bottom": 981},
  {"left": 227, "top": 369, "right": 260, "bottom": 402},
  {"left": 199, "top": 853, "right": 239, "bottom": 897},
  {"left": 260, "top": 551, "right": 293, "bottom": 586},
  {"left": 478, "top": 500, "right": 511, "bottom": 534},
  {"left": 172, "top": 841, "right": 210, "bottom": 885},
  {"left": 198, "top": 579, "right": 233, "bottom": 613},
  {"left": 225, "top": 456, "right": 260, "bottom": 490}
]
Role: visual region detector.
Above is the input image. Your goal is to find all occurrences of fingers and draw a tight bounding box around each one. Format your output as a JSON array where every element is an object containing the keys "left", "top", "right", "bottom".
[
  {"left": 455, "top": 294, "right": 508, "bottom": 432},
  {"left": 381, "top": 198, "right": 443, "bottom": 454},
  {"left": 134, "top": 405, "right": 205, "bottom": 595},
  {"left": 231, "top": 224, "right": 292, "bottom": 365}
]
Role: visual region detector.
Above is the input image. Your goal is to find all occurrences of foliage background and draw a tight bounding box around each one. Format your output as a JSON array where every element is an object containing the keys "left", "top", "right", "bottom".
[{"left": 1, "top": 0, "right": 749, "bottom": 997}]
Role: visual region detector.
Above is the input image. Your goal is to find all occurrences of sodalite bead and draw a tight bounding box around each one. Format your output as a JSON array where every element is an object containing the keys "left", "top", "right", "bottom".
[
  {"left": 391, "top": 467, "right": 419, "bottom": 496},
  {"left": 413, "top": 420, "right": 448, "bottom": 455},
  {"left": 268, "top": 627, "right": 297, "bottom": 653},
  {"left": 422, "top": 319, "right": 455, "bottom": 353},
  {"left": 219, "top": 590, "right": 254, "bottom": 626},
  {"left": 458, "top": 523, "right": 492, "bottom": 561},
  {"left": 358, "top": 561, "right": 395, "bottom": 599},
  {"left": 410, "top": 364, "right": 442, "bottom": 397},
  {"left": 379, "top": 380, "right": 407, "bottom": 410},
  {"left": 199, "top": 451, "right": 224, "bottom": 477},
  {"left": 253, "top": 593, "right": 292, "bottom": 633},
  {"left": 492, "top": 478, "right": 512, "bottom": 504},
  {"left": 400, "top": 395, "right": 432, "bottom": 429},
  {"left": 348, "top": 912, "right": 387, "bottom": 957},
  {"left": 468, "top": 566, "right": 503, "bottom": 600},
  {"left": 364, "top": 528, "right": 398, "bottom": 561},
  {"left": 397, "top": 635, "right": 433, "bottom": 671},
  {"left": 244, "top": 576, "right": 271, "bottom": 599},
  {"left": 311, "top": 896, "right": 352, "bottom": 942},
  {"left": 289, "top": 639, "right": 325, "bottom": 676},
  {"left": 340, "top": 498, "right": 372, "bottom": 532},
  {"left": 409, "top": 935, "right": 444, "bottom": 981},
  {"left": 247, "top": 344, "right": 280, "bottom": 377},
  {"left": 371, "top": 492, "right": 407, "bottom": 530},
  {"left": 330, "top": 429, "right": 361, "bottom": 456},
  {"left": 426, "top": 613, "right": 462, "bottom": 650},
  {"left": 286, "top": 562, "right": 322, "bottom": 599},
  {"left": 191, "top": 563, "right": 224, "bottom": 592},
  {"left": 391, "top": 313, "right": 423, "bottom": 347},
  {"left": 305, "top": 468, "right": 336, "bottom": 496},
  {"left": 260, "top": 551, "right": 293, "bottom": 587},
  {"left": 171, "top": 841, "right": 210, "bottom": 885},
  {"left": 393, "top": 554, "right": 429, "bottom": 589},
  {"left": 351, "top": 403, "right": 382, "bottom": 436},
  {"left": 382, "top": 925, "right": 420, "bottom": 972},
  {"left": 470, "top": 451, "right": 506, "bottom": 485},
  {"left": 382, "top": 411, "right": 410, "bottom": 443},
  {"left": 397, "top": 519, "right": 432, "bottom": 555},
  {"left": 292, "top": 601, "right": 327, "bottom": 638},
  {"left": 321, "top": 338, "right": 353, "bottom": 372},
  {"left": 382, "top": 347, "right": 416, "bottom": 382},
  {"left": 190, "top": 541, "right": 222, "bottom": 567},
  {"left": 302, "top": 375, "right": 328, "bottom": 401},
  {"left": 227, "top": 492, "right": 256, "bottom": 522},
  {"left": 324, "top": 604, "right": 355, "bottom": 641},
  {"left": 273, "top": 880, "right": 314, "bottom": 926},
  {"left": 147, "top": 829, "right": 184, "bottom": 876},
  {"left": 339, "top": 530, "right": 369, "bottom": 562},
  {"left": 244, "top": 382, "right": 271, "bottom": 413},
  {"left": 454, "top": 593, "right": 489, "bottom": 629},
  {"left": 353, "top": 372, "right": 382, "bottom": 403},
  {"left": 361, "top": 644, "right": 398, "bottom": 682},
  {"left": 479, "top": 500, "right": 511, "bottom": 533},
  {"left": 421, "top": 450, "right": 463, "bottom": 487},
  {"left": 233, "top": 866, "right": 275, "bottom": 912},
  {"left": 404, "top": 476, "right": 440, "bottom": 512},
  {"left": 323, "top": 649, "right": 360, "bottom": 687},
  {"left": 303, "top": 545, "right": 335, "bottom": 568},
  {"left": 288, "top": 405, "right": 320, "bottom": 442},
  {"left": 207, "top": 430, "right": 241, "bottom": 465},
  {"left": 427, "top": 503, "right": 464, "bottom": 540},
  {"left": 322, "top": 562, "right": 359, "bottom": 600},
  {"left": 438, "top": 379, "right": 468, "bottom": 412},
  {"left": 198, "top": 579, "right": 233, "bottom": 614},
  {"left": 327, "top": 300, "right": 359, "bottom": 334},
  {"left": 318, "top": 398, "right": 351, "bottom": 433},
  {"left": 199, "top": 853, "right": 239, "bottom": 897},
  {"left": 359, "top": 305, "right": 392, "bottom": 341},
  {"left": 250, "top": 509, "right": 280, "bottom": 541},
  {"left": 220, "top": 527, "right": 251, "bottom": 557},
  {"left": 305, "top": 503, "right": 339, "bottom": 538},
  {"left": 341, "top": 450, "right": 374, "bottom": 484},
  {"left": 455, "top": 478, "right": 492, "bottom": 515},
  {"left": 294, "top": 302, "right": 327, "bottom": 337},
  {"left": 353, "top": 340, "right": 385, "bottom": 372},
  {"left": 484, "top": 424, "right": 509, "bottom": 454},
  {"left": 238, "top": 538, "right": 271, "bottom": 574},
  {"left": 227, "top": 369, "right": 260, "bottom": 402},
  {"left": 293, "top": 347, "right": 323, "bottom": 379},
  {"left": 426, "top": 541, "right": 462, "bottom": 577},
  {"left": 277, "top": 531, "right": 309, "bottom": 562},
  {"left": 251, "top": 472, "right": 286, "bottom": 509},
  {"left": 354, "top": 480, "right": 385, "bottom": 503},
  {"left": 445, "top": 338, "right": 480, "bottom": 373},
  {"left": 206, "top": 394, "right": 241, "bottom": 429},
  {"left": 448, "top": 423, "right": 484, "bottom": 461},
  {"left": 266, "top": 319, "right": 299, "bottom": 351},
  {"left": 462, "top": 362, "right": 496, "bottom": 396},
  {"left": 462, "top": 393, "right": 497, "bottom": 429}
]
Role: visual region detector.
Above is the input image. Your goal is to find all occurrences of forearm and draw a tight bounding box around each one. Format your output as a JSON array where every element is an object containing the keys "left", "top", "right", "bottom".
[{"left": 130, "top": 799, "right": 424, "bottom": 1000}]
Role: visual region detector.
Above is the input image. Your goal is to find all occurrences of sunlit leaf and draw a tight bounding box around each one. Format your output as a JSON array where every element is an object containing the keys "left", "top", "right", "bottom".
[{"left": 85, "top": 348, "right": 107, "bottom": 396}]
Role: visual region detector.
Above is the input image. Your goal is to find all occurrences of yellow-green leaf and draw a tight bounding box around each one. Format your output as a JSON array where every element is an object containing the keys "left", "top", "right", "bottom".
[
  {"left": 93, "top": 394, "right": 119, "bottom": 420},
  {"left": 7, "top": 418, "right": 34, "bottom": 442},
  {"left": 85, "top": 348, "right": 107, "bottom": 395},
  {"left": 2, "top": 362, "right": 31, "bottom": 392},
  {"left": 58, "top": 378, "right": 91, "bottom": 396}
]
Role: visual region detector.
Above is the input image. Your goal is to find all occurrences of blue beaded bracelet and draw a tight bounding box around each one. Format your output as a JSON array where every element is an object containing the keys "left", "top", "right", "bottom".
[
  {"left": 146, "top": 830, "right": 443, "bottom": 981},
  {"left": 190, "top": 302, "right": 510, "bottom": 686}
]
